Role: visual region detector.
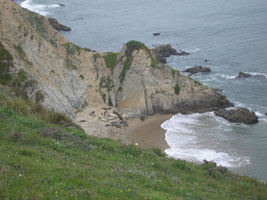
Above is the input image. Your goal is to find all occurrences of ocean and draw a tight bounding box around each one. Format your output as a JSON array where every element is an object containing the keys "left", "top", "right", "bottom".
[{"left": 17, "top": 0, "right": 267, "bottom": 181}]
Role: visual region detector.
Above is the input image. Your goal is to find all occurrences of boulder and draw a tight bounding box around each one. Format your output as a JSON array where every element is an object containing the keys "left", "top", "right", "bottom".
[
  {"left": 151, "top": 44, "right": 189, "bottom": 63},
  {"left": 215, "top": 107, "right": 258, "bottom": 124},
  {"left": 184, "top": 66, "right": 211, "bottom": 75},
  {"left": 48, "top": 18, "right": 71, "bottom": 31},
  {"left": 236, "top": 72, "right": 266, "bottom": 79}
]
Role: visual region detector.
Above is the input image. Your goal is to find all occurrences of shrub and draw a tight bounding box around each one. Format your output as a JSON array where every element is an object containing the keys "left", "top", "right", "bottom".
[
  {"left": 0, "top": 43, "right": 13, "bottom": 85},
  {"left": 108, "top": 96, "right": 113, "bottom": 107},
  {"left": 104, "top": 52, "right": 118, "bottom": 70},
  {"left": 172, "top": 160, "right": 191, "bottom": 171},
  {"left": 35, "top": 90, "right": 44, "bottom": 103},
  {"left": 5, "top": 97, "right": 30, "bottom": 115},
  {"left": 152, "top": 148, "right": 165, "bottom": 157},
  {"left": 174, "top": 83, "right": 180, "bottom": 95},
  {"left": 18, "top": 69, "right": 27, "bottom": 81}
]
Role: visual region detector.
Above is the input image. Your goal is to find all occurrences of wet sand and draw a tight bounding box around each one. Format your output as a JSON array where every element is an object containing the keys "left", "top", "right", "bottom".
[{"left": 126, "top": 114, "right": 172, "bottom": 152}]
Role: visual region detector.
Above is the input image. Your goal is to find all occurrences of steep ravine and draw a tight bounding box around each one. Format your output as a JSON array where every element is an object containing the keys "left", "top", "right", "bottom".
[{"left": 0, "top": 0, "right": 232, "bottom": 138}]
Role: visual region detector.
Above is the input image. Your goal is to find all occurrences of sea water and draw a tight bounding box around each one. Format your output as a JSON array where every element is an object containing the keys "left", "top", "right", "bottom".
[{"left": 17, "top": 0, "right": 267, "bottom": 181}]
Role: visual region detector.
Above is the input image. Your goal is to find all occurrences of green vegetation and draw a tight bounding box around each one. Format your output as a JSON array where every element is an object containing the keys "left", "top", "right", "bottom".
[
  {"left": 0, "top": 43, "right": 13, "bottom": 85},
  {"left": 27, "top": 11, "right": 47, "bottom": 38},
  {"left": 194, "top": 80, "right": 202, "bottom": 86},
  {"left": 92, "top": 53, "right": 100, "bottom": 62},
  {"left": 49, "top": 39, "right": 57, "bottom": 46},
  {"left": 104, "top": 52, "right": 118, "bottom": 71},
  {"left": 119, "top": 41, "right": 151, "bottom": 83},
  {"left": 108, "top": 95, "right": 113, "bottom": 107},
  {"left": 35, "top": 90, "right": 44, "bottom": 103},
  {"left": 119, "top": 56, "right": 133, "bottom": 83},
  {"left": 172, "top": 69, "right": 180, "bottom": 78},
  {"left": 13, "top": 44, "right": 32, "bottom": 65},
  {"left": 175, "top": 83, "right": 180, "bottom": 95},
  {"left": 101, "top": 92, "right": 106, "bottom": 104},
  {"left": 99, "top": 76, "right": 114, "bottom": 92},
  {"left": 18, "top": 69, "right": 27, "bottom": 82},
  {"left": 187, "top": 76, "right": 203, "bottom": 86},
  {"left": 64, "top": 43, "right": 81, "bottom": 56},
  {"left": 151, "top": 57, "right": 160, "bottom": 68},
  {"left": 118, "top": 86, "right": 122, "bottom": 92},
  {"left": 0, "top": 90, "right": 267, "bottom": 199}
]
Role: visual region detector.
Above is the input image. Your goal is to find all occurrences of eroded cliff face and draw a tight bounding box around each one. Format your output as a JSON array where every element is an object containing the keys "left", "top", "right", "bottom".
[
  {"left": 0, "top": 0, "right": 103, "bottom": 118},
  {"left": 0, "top": 0, "right": 232, "bottom": 136},
  {"left": 100, "top": 41, "right": 232, "bottom": 117}
]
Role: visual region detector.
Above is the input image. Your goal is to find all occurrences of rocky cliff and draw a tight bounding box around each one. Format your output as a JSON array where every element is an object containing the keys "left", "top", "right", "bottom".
[{"left": 0, "top": 0, "right": 232, "bottom": 136}]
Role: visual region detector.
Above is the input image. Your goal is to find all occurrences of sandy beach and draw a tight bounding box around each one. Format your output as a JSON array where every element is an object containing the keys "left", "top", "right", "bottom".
[{"left": 126, "top": 114, "right": 173, "bottom": 152}]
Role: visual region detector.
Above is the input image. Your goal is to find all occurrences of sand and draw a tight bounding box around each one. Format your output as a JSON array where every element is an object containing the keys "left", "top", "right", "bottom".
[{"left": 126, "top": 114, "right": 173, "bottom": 152}]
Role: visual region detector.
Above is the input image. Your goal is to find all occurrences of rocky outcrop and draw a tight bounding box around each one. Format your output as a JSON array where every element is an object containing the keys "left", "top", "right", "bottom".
[
  {"left": 109, "top": 41, "right": 233, "bottom": 117},
  {"left": 236, "top": 72, "right": 266, "bottom": 79},
  {"left": 48, "top": 18, "right": 71, "bottom": 31},
  {"left": 184, "top": 66, "right": 211, "bottom": 75},
  {"left": 0, "top": 0, "right": 235, "bottom": 136},
  {"left": 151, "top": 44, "right": 189, "bottom": 63},
  {"left": 215, "top": 108, "right": 258, "bottom": 124}
]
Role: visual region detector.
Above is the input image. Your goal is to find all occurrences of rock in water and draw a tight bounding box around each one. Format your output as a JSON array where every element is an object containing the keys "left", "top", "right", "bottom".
[
  {"left": 151, "top": 44, "right": 189, "bottom": 63},
  {"left": 215, "top": 107, "right": 258, "bottom": 124},
  {"left": 48, "top": 18, "right": 71, "bottom": 31},
  {"left": 153, "top": 33, "right": 160, "bottom": 36},
  {"left": 236, "top": 72, "right": 266, "bottom": 79},
  {"left": 184, "top": 66, "right": 211, "bottom": 75}
]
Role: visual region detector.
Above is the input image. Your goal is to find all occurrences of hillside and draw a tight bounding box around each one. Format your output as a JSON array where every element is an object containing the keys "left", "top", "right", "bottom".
[
  {"left": 0, "top": 88, "right": 267, "bottom": 199},
  {"left": 1, "top": 0, "right": 267, "bottom": 199}
]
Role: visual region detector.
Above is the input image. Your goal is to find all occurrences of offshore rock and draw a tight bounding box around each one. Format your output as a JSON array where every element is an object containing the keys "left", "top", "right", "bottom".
[
  {"left": 215, "top": 107, "right": 258, "bottom": 124},
  {"left": 151, "top": 44, "right": 189, "bottom": 63},
  {"left": 48, "top": 18, "right": 71, "bottom": 31},
  {"left": 184, "top": 66, "right": 211, "bottom": 75},
  {"left": 236, "top": 72, "right": 266, "bottom": 79}
]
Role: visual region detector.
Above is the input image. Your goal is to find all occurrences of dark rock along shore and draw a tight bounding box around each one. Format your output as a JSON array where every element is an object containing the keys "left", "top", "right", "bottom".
[
  {"left": 215, "top": 108, "right": 258, "bottom": 125},
  {"left": 184, "top": 66, "right": 211, "bottom": 75},
  {"left": 48, "top": 18, "right": 71, "bottom": 31}
]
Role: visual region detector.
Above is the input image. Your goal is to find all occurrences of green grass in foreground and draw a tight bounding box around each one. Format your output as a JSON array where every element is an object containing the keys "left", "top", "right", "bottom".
[{"left": 0, "top": 96, "right": 267, "bottom": 199}]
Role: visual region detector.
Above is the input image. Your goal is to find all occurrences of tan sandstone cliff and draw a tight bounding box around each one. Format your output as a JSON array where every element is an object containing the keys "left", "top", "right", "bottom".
[{"left": 0, "top": 0, "right": 232, "bottom": 137}]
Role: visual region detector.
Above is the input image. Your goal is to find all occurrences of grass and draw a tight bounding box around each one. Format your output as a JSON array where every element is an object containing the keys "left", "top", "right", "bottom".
[
  {"left": 104, "top": 52, "right": 118, "bottom": 71},
  {"left": 0, "top": 96, "right": 267, "bottom": 199}
]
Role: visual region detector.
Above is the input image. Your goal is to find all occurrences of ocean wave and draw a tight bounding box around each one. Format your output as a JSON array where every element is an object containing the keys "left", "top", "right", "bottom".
[
  {"left": 165, "top": 147, "right": 250, "bottom": 168},
  {"left": 162, "top": 112, "right": 250, "bottom": 168},
  {"left": 243, "top": 72, "right": 267, "bottom": 79},
  {"left": 20, "top": 0, "right": 60, "bottom": 16},
  {"left": 186, "top": 48, "right": 201, "bottom": 53},
  {"left": 214, "top": 73, "right": 236, "bottom": 79}
]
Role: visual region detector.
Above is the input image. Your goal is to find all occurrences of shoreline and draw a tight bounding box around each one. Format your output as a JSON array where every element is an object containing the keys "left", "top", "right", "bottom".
[{"left": 125, "top": 114, "right": 173, "bottom": 152}]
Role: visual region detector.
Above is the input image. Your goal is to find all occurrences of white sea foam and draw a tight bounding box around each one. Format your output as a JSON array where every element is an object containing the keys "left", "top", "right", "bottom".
[
  {"left": 243, "top": 72, "right": 267, "bottom": 79},
  {"left": 162, "top": 113, "right": 250, "bottom": 168},
  {"left": 214, "top": 73, "right": 236, "bottom": 79},
  {"left": 187, "top": 48, "right": 201, "bottom": 53},
  {"left": 20, "top": 0, "right": 60, "bottom": 16}
]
